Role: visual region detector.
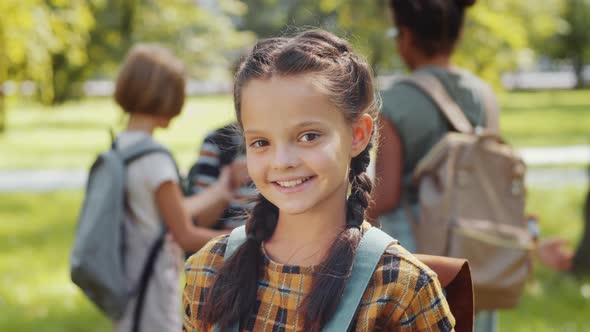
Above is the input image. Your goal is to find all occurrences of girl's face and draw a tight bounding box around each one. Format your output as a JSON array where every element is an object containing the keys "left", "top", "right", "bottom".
[{"left": 240, "top": 75, "right": 370, "bottom": 217}]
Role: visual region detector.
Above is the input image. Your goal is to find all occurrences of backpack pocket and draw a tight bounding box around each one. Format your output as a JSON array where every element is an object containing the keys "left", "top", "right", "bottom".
[{"left": 448, "top": 218, "right": 533, "bottom": 311}]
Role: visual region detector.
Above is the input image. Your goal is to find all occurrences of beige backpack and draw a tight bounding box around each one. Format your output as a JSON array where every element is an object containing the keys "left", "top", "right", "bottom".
[{"left": 402, "top": 73, "right": 533, "bottom": 311}]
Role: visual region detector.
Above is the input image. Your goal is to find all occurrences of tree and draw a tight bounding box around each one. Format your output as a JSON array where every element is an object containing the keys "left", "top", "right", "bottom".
[
  {"left": 131, "top": 0, "right": 254, "bottom": 80},
  {"left": 239, "top": 0, "right": 335, "bottom": 38},
  {"left": 456, "top": 0, "right": 564, "bottom": 86},
  {"left": 317, "top": 0, "right": 563, "bottom": 84},
  {"left": 318, "top": 0, "right": 393, "bottom": 74},
  {"left": 1, "top": 0, "right": 92, "bottom": 131},
  {"left": 239, "top": 0, "right": 394, "bottom": 74},
  {"left": 540, "top": 0, "right": 590, "bottom": 88},
  {"left": 0, "top": 0, "right": 95, "bottom": 107},
  {"left": 0, "top": 23, "right": 7, "bottom": 132}
]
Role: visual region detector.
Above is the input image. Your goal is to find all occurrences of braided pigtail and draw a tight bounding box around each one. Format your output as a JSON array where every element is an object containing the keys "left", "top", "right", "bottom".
[
  {"left": 201, "top": 194, "right": 278, "bottom": 330},
  {"left": 346, "top": 144, "right": 373, "bottom": 228},
  {"left": 303, "top": 141, "right": 373, "bottom": 332}
]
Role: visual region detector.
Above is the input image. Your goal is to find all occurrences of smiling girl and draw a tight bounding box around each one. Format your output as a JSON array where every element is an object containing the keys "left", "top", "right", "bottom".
[{"left": 182, "top": 30, "right": 455, "bottom": 332}]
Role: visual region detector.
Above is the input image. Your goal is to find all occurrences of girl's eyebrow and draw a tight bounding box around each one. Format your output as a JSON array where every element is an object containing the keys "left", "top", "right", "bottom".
[
  {"left": 243, "top": 121, "right": 325, "bottom": 136},
  {"left": 243, "top": 128, "right": 266, "bottom": 136},
  {"left": 295, "top": 121, "right": 325, "bottom": 129}
]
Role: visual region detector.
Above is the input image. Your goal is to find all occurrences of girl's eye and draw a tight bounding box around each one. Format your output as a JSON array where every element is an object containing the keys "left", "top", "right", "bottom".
[
  {"left": 299, "top": 133, "right": 320, "bottom": 142},
  {"left": 250, "top": 139, "right": 269, "bottom": 148}
]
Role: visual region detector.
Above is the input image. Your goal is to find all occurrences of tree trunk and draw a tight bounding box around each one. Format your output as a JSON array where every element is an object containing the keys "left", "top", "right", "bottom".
[
  {"left": 572, "top": 187, "right": 590, "bottom": 275},
  {"left": 0, "top": 25, "right": 6, "bottom": 133},
  {"left": 573, "top": 56, "right": 585, "bottom": 89},
  {"left": 0, "top": 90, "right": 5, "bottom": 133}
]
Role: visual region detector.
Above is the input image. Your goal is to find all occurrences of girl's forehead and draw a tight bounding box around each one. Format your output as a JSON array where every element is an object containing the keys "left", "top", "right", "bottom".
[{"left": 240, "top": 76, "right": 349, "bottom": 133}]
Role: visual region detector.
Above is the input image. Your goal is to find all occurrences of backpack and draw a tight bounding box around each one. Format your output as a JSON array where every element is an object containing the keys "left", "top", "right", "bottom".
[
  {"left": 217, "top": 225, "right": 473, "bottom": 332},
  {"left": 401, "top": 73, "right": 533, "bottom": 311},
  {"left": 70, "top": 136, "right": 180, "bottom": 329}
]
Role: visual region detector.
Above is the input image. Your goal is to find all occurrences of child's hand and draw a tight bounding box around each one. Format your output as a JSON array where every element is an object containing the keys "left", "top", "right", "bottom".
[
  {"left": 537, "top": 237, "right": 574, "bottom": 272},
  {"left": 216, "top": 166, "right": 235, "bottom": 202},
  {"left": 229, "top": 159, "right": 250, "bottom": 189}
]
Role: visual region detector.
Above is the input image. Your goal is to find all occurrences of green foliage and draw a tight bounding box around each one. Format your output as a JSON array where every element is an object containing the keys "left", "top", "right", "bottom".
[
  {"left": 303, "top": 0, "right": 564, "bottom": 82},
  {"left": 88, "top": 0, "right": 254, "bottom": 80},
  {"left": 239, "top": 0, "right": 395, "bottom": 73},
  {"left": 0, "top": 0, "right": 253, "bottom": 106},
  {"left": 239, "top": 0, "right": 336, "bottom": 38},
  {"left": 452, "top": 0, "right": 564, "bottom": 86},
  {"left": 0, "top": 0, "right": 95, "bottom": 104},
  {"left": 538, "top": 0, "right": 590, "bottom": 88},
  {"left": 1, "top": 186, "right": 588, "bottom": 331},
  {"left": 318, "top": 0, "right": 395, "bottom": 74}
]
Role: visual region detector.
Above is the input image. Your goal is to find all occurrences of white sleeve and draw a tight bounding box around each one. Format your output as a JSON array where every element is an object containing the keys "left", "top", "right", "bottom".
[{"left": 140, "top": 153, "right": 179, "bottom": 192}]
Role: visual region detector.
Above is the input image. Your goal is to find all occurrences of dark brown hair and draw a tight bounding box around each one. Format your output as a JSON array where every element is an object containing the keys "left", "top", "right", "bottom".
[
  {"left": 201, "top": 30, "right": 380, "bottom": 331},
  {"left": 114, "top": 44, "right": 186, "bottom": 118},
  {"left": 389, "top": 0, "right": 477, "bottom": 56}
]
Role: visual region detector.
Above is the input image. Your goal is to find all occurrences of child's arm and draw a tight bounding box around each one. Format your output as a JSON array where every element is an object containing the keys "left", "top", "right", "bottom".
[
  {"left": 156, "top": 181, "right": 228, "bottom": 252},
  {"left": 366, "top": 114, "right": 403, "bottom": 222},
  {"left": 184, "top": 167, "right": 234, "bottom": 228}
]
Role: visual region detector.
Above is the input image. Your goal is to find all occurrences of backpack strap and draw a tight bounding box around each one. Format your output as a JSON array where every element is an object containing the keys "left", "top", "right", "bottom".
[
  {"left": 115, "top": 138, "right": 180, "bottom": 332},
  {"left": 478, "top": 82, "right": 500, "bottom": 134},
  {"left": 117, "top": 138, "right": 182, "bottom": 179},
  {"left": 131, "top": 229, "right": 166, "bottom": 332},
  {"left": 216, "top": 226, "right": 247, "bottom": 332},
  {"left": 401, "top": 73, "right": 474, "bottom": 134},
  {"left": 226, "top": 225, "right": 248, "bottom": 258},
  {"left": 323, "top": 227, "right": 396, "bottom": 331},
  {"left": 217, "top": 226, "right": 396, "bottom": 331}
]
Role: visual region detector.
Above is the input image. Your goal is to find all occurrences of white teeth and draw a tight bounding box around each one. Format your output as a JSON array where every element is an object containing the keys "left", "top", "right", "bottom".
[{"left": 276, "top": 177, "right": 309, "bottom": 188}]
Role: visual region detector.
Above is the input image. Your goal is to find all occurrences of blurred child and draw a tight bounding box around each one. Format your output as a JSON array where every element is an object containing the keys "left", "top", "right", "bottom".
[
  {"left": 112, "top": 44, "right": 230, "bottom": 332},
  {"left": 186, "top": 122, "right": 256, "bottom": 231}
]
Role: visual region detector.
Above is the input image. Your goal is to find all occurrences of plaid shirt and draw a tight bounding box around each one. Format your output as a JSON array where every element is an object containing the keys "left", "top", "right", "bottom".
[{"left": 183, "top": 224, "right": 455, "bottom": 331}]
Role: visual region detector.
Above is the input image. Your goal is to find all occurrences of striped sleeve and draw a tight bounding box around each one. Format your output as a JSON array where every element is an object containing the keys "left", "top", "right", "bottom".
[{"left": 187, "top": 131, "right": 222, "bottom": 195}]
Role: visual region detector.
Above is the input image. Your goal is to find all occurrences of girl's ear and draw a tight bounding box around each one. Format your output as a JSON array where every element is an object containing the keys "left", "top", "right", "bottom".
[{"left": 351, "top": 113, "right": 373, "bottom": 157}]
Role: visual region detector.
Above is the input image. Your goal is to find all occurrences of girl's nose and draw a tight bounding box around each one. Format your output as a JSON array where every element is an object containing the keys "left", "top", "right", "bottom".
[{"left": 271, "top": 144, "right": 300, "bottom": 170}]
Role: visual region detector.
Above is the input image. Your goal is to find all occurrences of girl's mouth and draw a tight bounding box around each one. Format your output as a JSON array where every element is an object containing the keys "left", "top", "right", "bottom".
[
  {"left": 274, "top": 176, "right": 313, "bottom": 188},
  {"left": 272, "top": 176, "right": 315, "bottom": 193}
]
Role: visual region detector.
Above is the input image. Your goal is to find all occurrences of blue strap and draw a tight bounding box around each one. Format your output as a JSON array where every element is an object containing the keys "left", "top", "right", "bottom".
[
  {"left": 225, "top": 225, "right": 248, "bottom": 259},
  {"left": 216, "top": 225, "right": 395, "bottom": 332},
  {"left": 214, "top": 226, "right": 247, "bottom": 332},
  {"left": 323, "top": 227, "right": 396, "bottom": 331}
]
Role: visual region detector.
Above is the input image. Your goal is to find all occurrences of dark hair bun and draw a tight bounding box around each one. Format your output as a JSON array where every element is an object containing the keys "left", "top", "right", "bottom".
[{"left": 455, "top": 0, "right": 476, "bottom": 8}]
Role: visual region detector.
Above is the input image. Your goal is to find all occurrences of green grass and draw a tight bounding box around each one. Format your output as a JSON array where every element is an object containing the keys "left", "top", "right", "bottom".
[
  {"left": 499, "top": 89, "right": 590, "bottom": 147},
  {"left": 499, "top": 186, "right": 590, "bottom": 331},
  {"left": 0, "top": 192, "right": 109, "bottom": 331},
  {"left": 0, "top": 186, "right": 588, "bottom": 331},
  {"left": 0, "top": 96, "right": 236, "bottom": 171},
  {"left": 0, "top": 89, "right": 589, "bottom": 170}
]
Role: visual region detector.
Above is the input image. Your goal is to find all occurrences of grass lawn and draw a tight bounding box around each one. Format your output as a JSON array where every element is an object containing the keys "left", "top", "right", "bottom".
[
  {"left": 0, "top": 186, "right": 589, "bottom": 331},
  {"left": 0, "top": 96, "right": 236, "bottom": 171},
  {"left": 499, "top": 89, "right": 590, "bottom": 147},
  {"left": 0, "top": 89, "right": 589, "bottom": 171}
]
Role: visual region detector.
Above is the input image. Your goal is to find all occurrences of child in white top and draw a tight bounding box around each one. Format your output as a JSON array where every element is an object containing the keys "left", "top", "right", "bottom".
[{"left": 111, "top": 44, "right": 234, "bottom": 332}]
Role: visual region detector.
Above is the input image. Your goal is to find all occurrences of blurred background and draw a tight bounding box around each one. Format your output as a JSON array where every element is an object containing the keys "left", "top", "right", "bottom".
[{"left": 0, "top": 0, "right": 589, "bottom": 331}]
